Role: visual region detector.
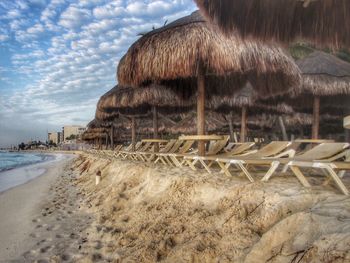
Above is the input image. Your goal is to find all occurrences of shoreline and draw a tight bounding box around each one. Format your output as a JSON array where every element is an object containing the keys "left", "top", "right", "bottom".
[
  {"left": 0, "top": 153, "right": 74, "bottom": 193},
  {"left": 0, "top": 152, "right": 54, "bottom": 174},
  {"left": 0, "top": 153, "right": 76, "bottom": 261}
]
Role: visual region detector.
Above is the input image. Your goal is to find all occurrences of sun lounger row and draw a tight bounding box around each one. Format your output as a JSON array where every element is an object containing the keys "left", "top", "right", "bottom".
[{"left": 87, "top": 137, "right": 350, "bottom": 195}]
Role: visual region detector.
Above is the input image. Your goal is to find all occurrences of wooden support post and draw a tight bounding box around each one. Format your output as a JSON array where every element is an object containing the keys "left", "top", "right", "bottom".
[
  {"left": 153, "top": 106, "right": 159, "bottom": 152},
  {"left": 131, "top": 116, "right": 136, "bottom": 151},
  {"left": 312, "top": 96, "right": 320, "bottom": 139},
  {"left": 228, "top": 111, "right": 235, "bottom": 142},
  {"left": 197, "top": 64, "right": 206, "bottom": 156},
  {"left": 278, "top": 116, "right": 288, "bottom": 141},
  {"left": 110, "top": 126, "right": 114, "bottom": 149},
  {"left": 240, "top": 106, "right": 247, "bottom": 143}
]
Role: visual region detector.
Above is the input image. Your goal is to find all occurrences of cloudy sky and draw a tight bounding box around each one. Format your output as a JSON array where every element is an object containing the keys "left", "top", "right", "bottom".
[{"left": 0, "top": 0, "right": 196, "bottom": 147}]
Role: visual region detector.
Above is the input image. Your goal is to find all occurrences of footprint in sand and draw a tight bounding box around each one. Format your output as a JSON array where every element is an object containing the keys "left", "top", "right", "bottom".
[
  {"left": 30, "top": 233, "right": 39, "bottom": 238},
  {"left": 94, "top": 241, "right": 103, "bottom": 250},
  {"left": 60, "top": 254, "right": 71, "bottom": 261},
  {"left": 23, "top": 249, "right": 38, "bottom": 258},
  {"left": 36, "top": 239, "right": 46, "bottom": 246},
  {"left": 39, "top": 245, "right": 53, "bottom": 253}
]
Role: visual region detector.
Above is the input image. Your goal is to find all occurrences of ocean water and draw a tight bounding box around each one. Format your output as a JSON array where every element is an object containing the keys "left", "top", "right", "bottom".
[
  {"left": 0, "top": 151, "right": 52, "bottom": 172},
  {"left": 0, "top": 152, "right": 57, "bottom": 192}
]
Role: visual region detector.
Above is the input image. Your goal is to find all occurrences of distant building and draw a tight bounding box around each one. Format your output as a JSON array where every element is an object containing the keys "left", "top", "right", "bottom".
[
  {"left": 62, "top": 125, "right": 86, "bottom": 141},
  {"left": 48, "top": 131, "right": 62, "bottom": 144}
]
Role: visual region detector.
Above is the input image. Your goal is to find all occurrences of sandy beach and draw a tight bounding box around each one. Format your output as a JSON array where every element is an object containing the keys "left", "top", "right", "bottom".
[
  {"left": 0, "top": 154, "right": 79, "bottom": 262},
  {"left": 1, "top": 152, "right": 349, "bottom": 262}
]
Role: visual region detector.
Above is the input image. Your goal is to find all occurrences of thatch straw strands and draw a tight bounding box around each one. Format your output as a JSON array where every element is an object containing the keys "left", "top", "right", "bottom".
[
  {"left": 208, "top": 81, "right": 257, "bottom": 110},
  {"left": 137, "top": 116, "right": 176, "bottom": 134},
  {"left": 288, "top": 51, "right": 350, "bottom": 139},
  {"left": 117, "top": 11, "right": 300, "bottom": 97},
  {"left": 170, "top": 111, "right": 226, "bottom": 134},
  {"left": 195, "top": 0, "right": 350, "bottom": 48},
  {"left": 97, "top": 85, "right": 194, "bottom": 115},
  {"left": 294, "top": 51, "right": 350, "bottom": 96},
  {"left": 208, "top": 81, "right": 293, "bottom": 142}
]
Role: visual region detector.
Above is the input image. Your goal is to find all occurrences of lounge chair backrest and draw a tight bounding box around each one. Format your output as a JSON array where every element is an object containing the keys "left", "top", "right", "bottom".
[
  {"left": 138, "top": 142, "right": 152, "bottom": 152},
  {"left": 207, "top": 140, "right": 217, "bottom": 152},
  {"left": 253, "top": 141, "right": 291, "bottom": 157},
  {"left": 207, "top": 135, "right": 230, "bottom": 155},
  {"left": 179, "top": 140, "right": 195, "bottom": 154},
  {"left": 114, "top": 145, "right": 123, "bottom": 151},
  {"left": 295, "top": 143, "right": 350, "bottom": 161},
  {"left": 168, "top": 140, "right": 184, "bottom": 153},
  {"left": 230, "top": 142, "right": 256, "bottom": 155},
  {"left": 224, "top": 142, "right": 236, "bottom": 152},
  {"left": 124, "top": 143, "right": 133, "bottom": 151},
  {"left": 159, "top": 140, "right": 176, "bottom": 153},
  {"left": 133, "top": 141, "right": 143, "bottom": 151}
]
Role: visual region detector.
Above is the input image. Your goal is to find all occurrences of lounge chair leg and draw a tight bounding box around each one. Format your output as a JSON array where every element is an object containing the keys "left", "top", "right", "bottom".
[
  {"left": 219, "top": 163, "right": 230, "bottom": 174},
  {"left": 237, "top": 163, "right": 254, "bottom": 182},
  {"left": 290, "top": 166, "right": 311, "bottom": 188},
  {"left": 261, "top": 161, "right": 280, "bottom": 182},
  {"left": 281, "top": 164, "right": 289, "bottom": 173},
  {"left": 324, "top": 166, "right": 349, "bottom": 195},
  {"left": 338, "top": 170, "right": 346, "bottom": 178},
  {"left": 217, "top": 161, "right": 232, "bottom": 177},
  {"left": 170, "top": 156, "right": 181, "bottom": 167},
  {"left": 165, "top": 156, "right": 176, "bottom": 166},
  {"left": 186, "top": 159, "right": 197, "bottom": 171},
  {"left": 199, "top": 160, "right": 212, "bottom": 174},
  {"left": 207, "top": 161, "right": 214, "bottom": 168},
  {"left": 160, "top": 157, "right": 169, "bottom": 165},
  {"left": 148, "top": 154, "right": 156, "bottom": 163},
  {"left": 186, "top": 159, "right": 198, "bottom": 169}
]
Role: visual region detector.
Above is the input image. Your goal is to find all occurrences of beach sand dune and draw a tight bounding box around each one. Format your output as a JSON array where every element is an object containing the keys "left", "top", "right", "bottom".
[
  {"left": 3, "top": 153, "right": 349, "bottom": 262},
  {"left": 68, "top": 154, "right": 350, "bottom": 262}
]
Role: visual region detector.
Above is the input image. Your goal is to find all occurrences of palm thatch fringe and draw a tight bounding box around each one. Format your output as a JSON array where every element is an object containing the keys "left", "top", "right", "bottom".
[
  {"left": 97, "top": 85, "right": 194, "bottom": 115},
  {"left": 117, "top": 11, "right": 300, "bottom": 97},
  {"left": 195, "top": 0, "right": 350, "bottom": 48},
  {"left": 292, "top": 51, "right": 350, "bottom": 96},
  {"left": 208, "top": 81, "right": 257, "bottom": 109},
  {"left": 169, "top": 111, "right": 226, "bottom": 134}
]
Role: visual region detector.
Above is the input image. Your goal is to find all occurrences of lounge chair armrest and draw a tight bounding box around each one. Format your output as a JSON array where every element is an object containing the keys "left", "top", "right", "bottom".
[
  {"left": 320, "top": 149, "right": 350, "bottom": 162},
  {"left": 240, "top": 149, "right": 258, "bottom": 156},
  {"left": 265, "top": 149, "right": 295, "bottom": 159}
]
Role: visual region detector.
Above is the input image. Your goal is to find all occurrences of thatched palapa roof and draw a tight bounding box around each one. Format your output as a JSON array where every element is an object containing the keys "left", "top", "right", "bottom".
[
  {"left": 195, "top": 0, "right": 350, "bottom": 48},
  {"left": 209, "top": 81, "right": 294, "bottom": 114},
  {"left": 117, "top": 11, "right": 300, "bottom": 98},
  {"left": 294, "top": 51, "right": 350, "bottom": 96},
  {"left": 208, "top": 81, "right": 257, "bottom": 110},
  {"left": 97, "top": 84, "right": 194, "bottom": 116},
  {"left": 170, "top": 111, "right": 226, "bottom": 134}
]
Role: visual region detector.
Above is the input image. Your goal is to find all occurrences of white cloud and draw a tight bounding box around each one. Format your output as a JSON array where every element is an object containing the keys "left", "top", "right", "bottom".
[
  {"left": 0, "top": 0, "right": 196, "bottom": 146},
  {"left": 27, "top": 23, "right": 45, "bottom": 34},
  {"left": 0, "top": 34, "right": 9, "bottom": 41},
  {"left": 59, "top": 5, "right": 91, "bottom": 29},
  {"left": 93, "top": 4, "right": 124, "bottom": 19}
]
